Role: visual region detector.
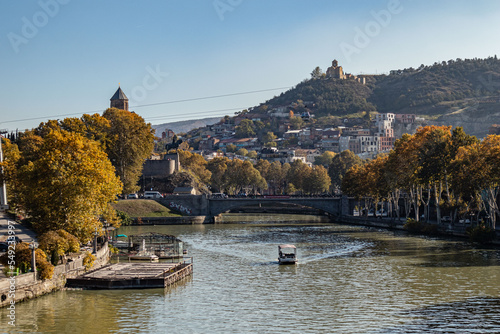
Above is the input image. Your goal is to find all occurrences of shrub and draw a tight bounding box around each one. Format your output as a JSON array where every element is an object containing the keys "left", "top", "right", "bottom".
[
  {"left": 116, "top": 210, "right": 133, "bottom": 226},
  {"left": 404, "top": 218, "right": 439, "bottom": 235},
  {"left": 38, "top": 229, "right": 81, "bottom": 262},
  {"left": 0, "top": 243, "right": 54, "bottom": 279},
  {"left": 83, "top": 251, "right": 96, "bottom": 271},
  {"left": 108, "top": 244, "right": 119, "bottom": 254},
  {"left": 466, "top": 223, "right": 496, "bottom": 244}
]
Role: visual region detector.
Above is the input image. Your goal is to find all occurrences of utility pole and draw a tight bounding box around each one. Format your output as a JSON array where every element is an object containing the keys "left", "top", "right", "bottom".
[{"left": 0, "top": 129, "right": 8, "bottom": 211}]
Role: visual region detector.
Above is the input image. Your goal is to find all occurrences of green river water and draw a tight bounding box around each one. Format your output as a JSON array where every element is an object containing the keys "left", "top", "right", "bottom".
[{"left": 1, "top": 214, "right": 500, "bottom": 333}]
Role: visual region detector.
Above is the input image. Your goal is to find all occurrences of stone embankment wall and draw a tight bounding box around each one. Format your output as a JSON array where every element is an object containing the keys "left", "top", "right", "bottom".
[
  {"left": 0, "top": 242, "right": 109, "bottom": 308},
  {"left": 134, "top": 216, "right": 207, "bottom": 225}
]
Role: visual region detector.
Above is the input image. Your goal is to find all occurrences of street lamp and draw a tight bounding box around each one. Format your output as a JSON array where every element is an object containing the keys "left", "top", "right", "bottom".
[
  {"left": 29, "top": 240, "right": 38, "bottom": 279},
  {"left": 93, "top": 227, "right": 98, "bottom": 254},
  {"left": 0, "top": 129, "right": 9, "bottom": 211}
]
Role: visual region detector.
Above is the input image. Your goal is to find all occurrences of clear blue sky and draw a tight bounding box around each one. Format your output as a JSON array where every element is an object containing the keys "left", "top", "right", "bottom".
[{"left": 1, "top": 0, "right": 499, "bottom": 131}]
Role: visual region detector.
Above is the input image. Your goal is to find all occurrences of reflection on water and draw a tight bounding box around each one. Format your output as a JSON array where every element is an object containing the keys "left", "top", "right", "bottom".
[{"left": 1, "top": 216, "right": 500, "bottom": 333}]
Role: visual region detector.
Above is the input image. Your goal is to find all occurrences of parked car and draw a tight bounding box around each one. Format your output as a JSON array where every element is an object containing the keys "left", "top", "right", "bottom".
[
  {"left": 144, "top": 191, "right": 163, "bottom": 199},
  {"left": 0, "top": 243, "right": 8, "bottom": 252},
  {"left": 6, "top": 236, "right": 22, "bottom": 243},
  {"left": 127, "top": 193, "right": 139, "bottom": 199},
  {"left": 441, "top": 216, "right": 452, "bottom": 222}
]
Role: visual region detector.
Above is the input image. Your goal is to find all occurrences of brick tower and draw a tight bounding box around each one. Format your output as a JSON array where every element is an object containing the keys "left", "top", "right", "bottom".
[{"left": 110, "top": 86, "right": 129, "bottom": 111}]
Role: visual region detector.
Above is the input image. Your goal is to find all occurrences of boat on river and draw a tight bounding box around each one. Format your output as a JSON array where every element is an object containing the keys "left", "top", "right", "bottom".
[{"left": 278, "top": 244, "right": 297, "bottom": 264}]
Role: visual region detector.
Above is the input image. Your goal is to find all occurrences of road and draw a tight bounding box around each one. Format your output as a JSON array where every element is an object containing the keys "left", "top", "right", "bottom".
[{"left": 0, "top": 212, "right": 37, "bottom": 244}]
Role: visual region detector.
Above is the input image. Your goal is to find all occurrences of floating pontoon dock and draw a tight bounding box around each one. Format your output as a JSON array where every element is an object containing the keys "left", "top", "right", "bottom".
[{"left": 66, "top": 260, "right": 193, "bottom": 289}]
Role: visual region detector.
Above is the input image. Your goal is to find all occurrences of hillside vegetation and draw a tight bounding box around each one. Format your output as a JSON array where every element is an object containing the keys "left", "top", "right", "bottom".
[{"left": 264, "top": 56, "right": 500, "bottom": 118}]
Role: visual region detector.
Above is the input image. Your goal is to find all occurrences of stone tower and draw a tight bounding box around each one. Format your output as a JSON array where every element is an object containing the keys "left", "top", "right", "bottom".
[
  {"left": 326, "top": 59, "right": 344, "bottom": 79},
  {"left": 110, "top": 86, "right": 129, "bottom": 111}
]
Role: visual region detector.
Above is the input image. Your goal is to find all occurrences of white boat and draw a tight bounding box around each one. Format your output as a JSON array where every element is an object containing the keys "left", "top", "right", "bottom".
[{"left": 278, "top": 244, "right": 297, "bottom": 264}]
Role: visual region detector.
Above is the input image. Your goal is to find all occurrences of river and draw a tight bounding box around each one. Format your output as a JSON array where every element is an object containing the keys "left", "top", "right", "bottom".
[{"left": 2, "top": 214, "right": 500, "bottom": 333}]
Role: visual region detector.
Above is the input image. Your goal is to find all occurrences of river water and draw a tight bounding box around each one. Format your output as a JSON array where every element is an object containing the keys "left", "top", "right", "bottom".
[{"left": 2, "top": 214, "right": 500, "bottom": 333}]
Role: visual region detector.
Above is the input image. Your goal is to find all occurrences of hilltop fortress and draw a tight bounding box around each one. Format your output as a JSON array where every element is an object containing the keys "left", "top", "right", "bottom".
[{"left": 326, "top": 59, "right": 366, "bottom": 84}]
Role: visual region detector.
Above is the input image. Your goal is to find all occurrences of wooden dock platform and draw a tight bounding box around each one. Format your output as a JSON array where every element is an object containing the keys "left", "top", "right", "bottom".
[{"left": 66, "top": 260, "right": 193, "bottom": 289}]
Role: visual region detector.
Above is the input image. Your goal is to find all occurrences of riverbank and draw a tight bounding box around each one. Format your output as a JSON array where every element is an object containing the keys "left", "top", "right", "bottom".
[
  {"left": 0, "top": 242, "right": 110, "bottom": 308},
  {"left": 335, "top": 215, "right": 500, "bottom": 246}
]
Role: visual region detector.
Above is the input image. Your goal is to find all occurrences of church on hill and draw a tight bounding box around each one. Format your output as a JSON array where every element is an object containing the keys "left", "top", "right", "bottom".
[{"left": 110, "top": 86, "right": 129, "bottom": 111}]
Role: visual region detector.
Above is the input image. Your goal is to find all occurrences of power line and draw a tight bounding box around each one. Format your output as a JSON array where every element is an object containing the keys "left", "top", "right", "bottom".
[
  {"left": 144, "top": 107, "right": 247, "bottom": 122},
  {"left": 131, "top": 87, "right": 290, "bottom": 108},
  {"left": 1, "top": 86, "right": 290, "bottom": 126}
]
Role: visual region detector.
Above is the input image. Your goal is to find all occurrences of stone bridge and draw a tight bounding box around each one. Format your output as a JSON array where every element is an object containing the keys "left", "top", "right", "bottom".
[{"left": 159, "top": 195, "right": 351, "bottom": 221}]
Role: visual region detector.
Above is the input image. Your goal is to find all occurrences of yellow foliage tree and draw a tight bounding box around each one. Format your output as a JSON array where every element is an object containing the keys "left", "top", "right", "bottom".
[
  {"left": 103, "top": 108, "right": 155, "bottom": 194},
  {"left": 15, "top": 129, "right": 122, "bottom": 242}
]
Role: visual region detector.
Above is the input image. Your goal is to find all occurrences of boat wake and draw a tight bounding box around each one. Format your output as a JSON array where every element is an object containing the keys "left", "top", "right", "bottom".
[
  {"left": 183, "top": 235, "right": 272, "bottom": 263},
  {"left": 299, "top": 243, "right": 366, "bottom": 264}
]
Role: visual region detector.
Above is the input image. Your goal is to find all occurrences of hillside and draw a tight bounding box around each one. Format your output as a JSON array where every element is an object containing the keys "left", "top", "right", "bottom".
[
  {"left": 264, "top": 56, "right": 500, "bottom": 119},
  {"left": 268, "top": 78, "right": 376, "bottom": 117},
  {"left": 370, "top": 57, "right": 500, "bottom": 115},
  {"left": 153, "top": 117, "right": 222, "bottom": 135}
]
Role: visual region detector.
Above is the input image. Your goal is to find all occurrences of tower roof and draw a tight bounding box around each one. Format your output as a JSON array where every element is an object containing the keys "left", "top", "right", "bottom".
[{"left": 110, "top": 86, "right": 128, "bottom": 101}]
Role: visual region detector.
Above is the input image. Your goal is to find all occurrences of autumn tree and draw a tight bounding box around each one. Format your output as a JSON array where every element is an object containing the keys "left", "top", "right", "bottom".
[
  {"left": 304, "top": 165, "right": 331, "bottom": 194},
  {"left": 207, "top": 157, "right": 230, "bottom": 192},
  {"left": 287, "top": 160, "right": 311, "bottom": 193},
  {"left": 14, "top": 129, "right": 122, "bottom": 242},
  {"left": 328, "top": 150, "right": 364, "bottom": 190},
  {"left": 177, "top": 150, "right": 211, "bottom": 184},
  {"left": 224, "top": 159, "right": 267, "bottom": 194},
  {"left": 267, "top": 161, "right": 288, "bottom": 194},
  {"left": 103, "top": 108, "right": 155, "bottom": 194},
  {"left": 255, "top": 159, "right": 271, "bottom": 181},
  {"left": 38, "top": 229, "right": 80, "bottom": 265}
]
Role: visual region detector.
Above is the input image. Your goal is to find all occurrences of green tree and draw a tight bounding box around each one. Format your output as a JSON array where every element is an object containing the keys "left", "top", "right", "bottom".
[
  {"left": 262, "top": 132, "right": 278, "bottom": 147},
  {"left": 314, "top": 151, "right": 336, "bottom": 167},
  {"left": 290, "top": 116, "right": 304, "bottom": 130},
  {"left": 247, "top": 150, "right": 258, "bottom": 159},
  {"left": 235, "top": 119, "right": 256, "bottom": 138},
  {"left": 236, "top": 148, "right": 248, "bottom": 157},
  {"left": 226, "top": 144, "right": 237, "bottom": 153},
  {"left": 103, "top": 108, "right": 155, "bottom": 194},
  {"left": 311, "top": 66, "right": 324, "bottom": 79}
]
